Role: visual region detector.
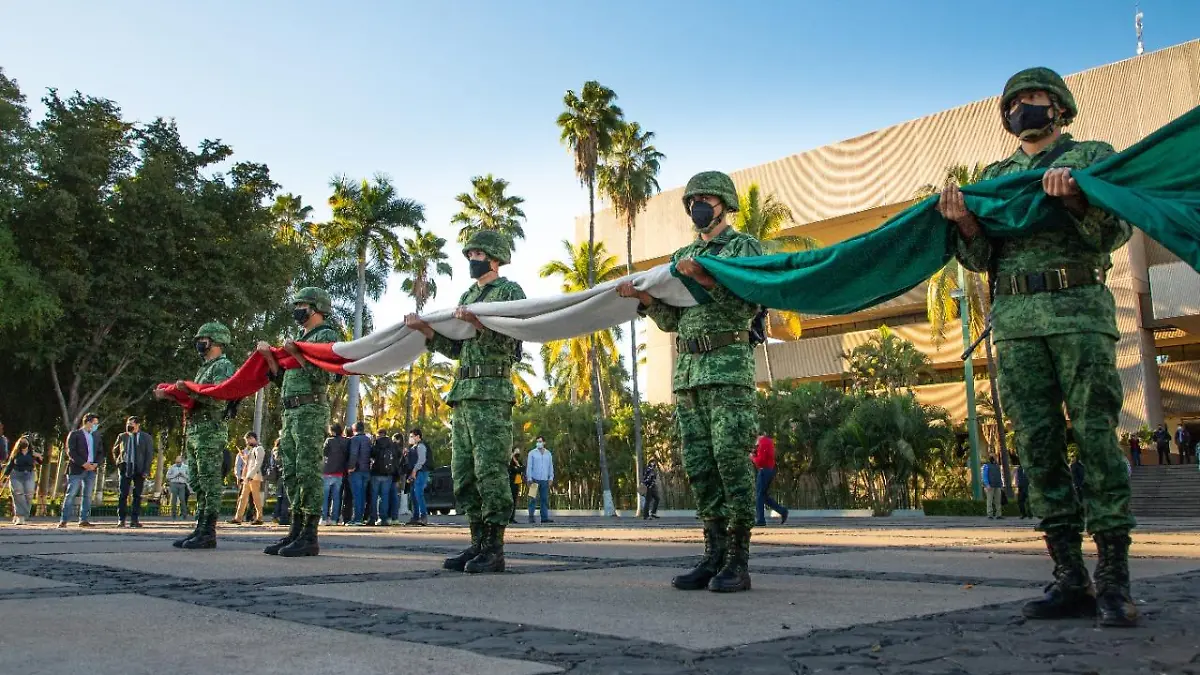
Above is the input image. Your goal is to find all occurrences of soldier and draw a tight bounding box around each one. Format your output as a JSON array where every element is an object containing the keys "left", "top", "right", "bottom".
[
  {"left": 617, "top": 171, "right": 762, "bottom": 593},
  {"left": 404, "top": 231, "right": 525, "bottom": 574},
  {"left": 156, "top": 322, "right": 235, "bottom": 549},
  {"left": 938, "top": 68, "right": 1138, "bottom": 626},
  {"left": 258, "top": 288, "right": 340, "bottom": 557}
]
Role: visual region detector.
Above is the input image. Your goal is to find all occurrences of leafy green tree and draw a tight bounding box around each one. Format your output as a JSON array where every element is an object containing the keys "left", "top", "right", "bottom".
[
  {"left": 394, "top": 230, "right": 452, "bottom": 429},
  {"left": 844, "top": 325, "right": 933, "bottom": 395},
  {"left": 451, "top": 174, "right": 526, "bottom": 244}
]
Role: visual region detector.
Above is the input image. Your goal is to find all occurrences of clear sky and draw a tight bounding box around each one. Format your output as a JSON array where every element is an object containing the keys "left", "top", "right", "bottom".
[{"left": 2, "top": 1, "right": 1196, "bottom": 382}]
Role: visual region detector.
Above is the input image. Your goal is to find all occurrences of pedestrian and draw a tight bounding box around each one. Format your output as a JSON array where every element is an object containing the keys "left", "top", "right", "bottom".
[
  {"left": 370, "top": 429, "right": 398, "bottom": 525},
  {"left": 406, "top": 230, "right": 524, "bottom": 574},
  {"left": 642, "top": 460, "right": 660, "bottom": 520},
  {"left": 112, "top": 416, "right": 154, "bottom": 529},
  {"left": 940, "top": 67, "right": 1138, "bottom": 626},
  {"left": 618, "top": 170, "right": 761, "bottom": 593},
  {"left": 1175, "top": 424, "right": 1192, "bottom": 464},
  {"left": 320, "top": 424, "right": 349, "bottom": 526},
  {"left": 347, "top": 422, "right": 372, "bottom": 525},
  {"left": 0, "top": 421, "right": 8, "bottom": 465},
  {"left": 266, "top": 439, "right": 290, "bottom": 525},
  {"left": 405, "top": 428, "right": 430, "bottom": 526},
  {"left": 525, "top": 436, "right": 554, "bottom": 524},
  {"left": 166, "top": 455, "right": 190, "bottom": 519},
  {"left": 1154, "top": 424, "right": 1171, "bottom": 465},
  {"left": 231, "top": 432, "right": 265, "bottom": 524},
  {"left": 983, "top": 455, "right": 1004, "bottom": 520},
  {"left": 1015, "top": 464, "right": 1032, "bottom": 519},
  {"left": 507, "top": 448, "right": 523, "bottom": 524},
  {"left": 258, "top": 287, "right": 339, "bottom": 557},
  {"left": 393, "top": 432, "right": 411, "bottom": 520},
  {"left": 4, "top": 437, "right": 42, "bottom": 525},
  {"left": 752, "top": 434, "right": 789, "bottom": 526},
  {"left": 58, "top": 413, "right": 102, "bottom": 529},
  {"left": 1128, "top": 434, "right": 1142, "bottom": 467},
  {"left": 154, "top": 322, "right": 236, "bottom": 549}
]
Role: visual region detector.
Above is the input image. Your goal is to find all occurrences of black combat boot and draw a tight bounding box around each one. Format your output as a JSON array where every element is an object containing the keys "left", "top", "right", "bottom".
[
  {"left": 172, "top": 516, "right": 203, "bottom": 548},
  {"left": 279, "top": 514, "right": 321, "bottom": 557},
  {"left": 465, "top": 522, "right": 506, "bottom": 574},
  {"left": 264, "top": 516, "right": 304, "bottom": 555},
  {"left": 181, "top": 514, "right": 217, "bottom": 549},
  {"left": 709, "top": 525, "right": 752, "bottom": 592},
  {"left": 443, "top": 521, "right": 484, "bottom": 571},
  {"left": 1022, "top": 529, "right": 1097, "bottom": 619},
  {"left": 1093, "top": 530, "right": 1139, "bottom": 627},
  {"left": 672, "top": 519, "right": 726, "bottom": 590}
]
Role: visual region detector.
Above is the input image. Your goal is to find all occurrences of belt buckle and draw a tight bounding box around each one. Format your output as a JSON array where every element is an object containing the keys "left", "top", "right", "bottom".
[
  {"left": 472, "top": 365, "right": 482, "bottom": 378},
  {"left": 701, "top": 335, "right": 712, "bottom": 352},
  {"left": 1054, "top": 267, "right": 1068, "bottom": 290},
  {"left": 1009, "top": 276, "right": 1019, "bottom": 295}
]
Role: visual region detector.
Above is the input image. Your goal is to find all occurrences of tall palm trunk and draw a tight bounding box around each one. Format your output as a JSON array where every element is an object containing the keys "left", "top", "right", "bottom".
[
  {"left": 404, "top": 365, "right": 415, "bottom": 433},
  {"left": 586, "top": 175, "right": 615, "bottom": 517},
  {"left": 626, "top": 218, "right": 645, "bottom": 516},
  {"left": 346, "top": 248, "right": 367, "bottom": 427},
  {"left": 253, "top": 389, "right": 265, "bottom": 438},
  {"left": 761, "top": 342, "right": 774, "bottom": 383}
]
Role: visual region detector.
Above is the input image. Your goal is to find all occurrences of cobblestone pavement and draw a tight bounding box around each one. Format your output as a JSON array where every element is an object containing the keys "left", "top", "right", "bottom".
[{"left": 1, "top": 516, "right": 1198, "bottom": 674}]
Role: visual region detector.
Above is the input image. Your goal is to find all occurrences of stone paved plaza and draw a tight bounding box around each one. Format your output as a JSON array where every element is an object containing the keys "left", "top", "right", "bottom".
[{"left": 1, "top": 516, "right": 1198, "bottom": 674}]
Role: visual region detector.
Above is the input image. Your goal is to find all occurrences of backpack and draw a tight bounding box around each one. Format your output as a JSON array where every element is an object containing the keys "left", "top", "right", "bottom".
[{"left": 372, "top": 440, "right": 397, "bottom": 475}]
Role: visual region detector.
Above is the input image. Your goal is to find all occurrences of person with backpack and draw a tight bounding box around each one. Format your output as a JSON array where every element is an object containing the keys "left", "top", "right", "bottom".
[{"left": 369, "top": 431, "right": 397, "bottom": 526}]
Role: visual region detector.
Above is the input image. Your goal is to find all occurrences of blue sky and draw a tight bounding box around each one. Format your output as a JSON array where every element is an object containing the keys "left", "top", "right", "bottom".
[{"left": 2, "top": 1, "right": 1196, "bottom": 375}]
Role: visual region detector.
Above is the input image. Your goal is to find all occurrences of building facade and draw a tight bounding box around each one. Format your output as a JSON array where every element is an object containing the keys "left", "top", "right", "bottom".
[{"left": 579, "top": 41, "right": 1200, "bottom": 452}]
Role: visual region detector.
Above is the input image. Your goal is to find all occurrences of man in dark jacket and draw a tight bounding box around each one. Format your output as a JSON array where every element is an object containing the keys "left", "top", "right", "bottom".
[
  {"left": 112, "top": 416, "right": 155, "bottom": 528},
  {"left": 320, "top": 424, "right": 349, "bottom": 526},
  {"left": 370, "top": 432, "right": 397, "bottom": 525},
  {"left": 347, "top": 422, "right": 372, "bottom": 525},
  {"left": 1175, "top": 424, "right": 1193, "bottom": 465},
  {"left": 59, "top": 413, "right": 101, "bottom": 528},
  {"left": 1153, "top": 424, "right": 1171, "bottom": 465},
  {"left": 1015, "top": 464, "right": 1032, "bottom": 519}
]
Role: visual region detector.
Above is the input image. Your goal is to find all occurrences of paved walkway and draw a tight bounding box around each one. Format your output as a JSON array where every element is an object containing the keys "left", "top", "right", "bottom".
[{"left": 1, "top": 516, "right": 1198, "bottom": 674}]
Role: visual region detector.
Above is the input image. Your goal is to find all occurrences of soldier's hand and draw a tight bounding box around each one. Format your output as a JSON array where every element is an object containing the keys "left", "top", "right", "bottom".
[
  {"left": 454, "top": 306, "right": 483, "bottom": 329},
  {"left": 256, "top": 341, "right": 272, "bottom": 355},
  {"left": 153, "top": 389, "right": 168, "bottom": 401},
  {"left": 675, "top": 258, "right": 702, "bottom": 279},
  {"left": 616, "top": 281, "right": 653, "bottom": 306},
  {"left": 174, "top": 380, "right": 188, "bottom": 392},
  {"left": 937, "top": 185, "right": 981, "bottom": 239},
  {"left": 405, "top": 313, "right": 435, "bottom": 339},
  {"left": 1042, "top": 167, "right": 1081, "bottom": 197}
]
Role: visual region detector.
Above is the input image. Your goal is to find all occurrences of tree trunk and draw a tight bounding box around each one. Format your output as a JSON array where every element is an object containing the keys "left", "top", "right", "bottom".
[
  {"left": 346, "top": 249, "right": 367, "bottom": 427},
  {"left": 627, "top": 217, "right": 645, "bottom": 516},
  {"left": 404, "top": 364, "right": 415, "bottom": 433},
  {"left": 984, "top": 333, "right": 1013, "bottom": 496},
  {"left": 761, "top": 342, "right": 774, "bottom": 383},
  {"left": 586, "top": 176, "right": 616, "bottom": 516}
]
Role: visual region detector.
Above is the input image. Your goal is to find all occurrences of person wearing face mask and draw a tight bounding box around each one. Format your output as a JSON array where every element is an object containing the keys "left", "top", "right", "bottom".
[
  {"left": 256, "top": 287, "right": 340, "bottom": 557},
  {"left": 155, "top": 322, "right": 235, "bottom": 548},
  {"left": 60, "top": 413, "right": 103, "bottom": 528},
  {"left": 937, "top": 68, "right": 1137, "bottom": 627},
  {"left": 405, "top": 230, "right": 525, "bottom": 574},
  {"left": 616, "top": 171, "right": 763, "bottom": 594},
  {"left": 112, "top": 416, "right": 154, "bottom": 528}
]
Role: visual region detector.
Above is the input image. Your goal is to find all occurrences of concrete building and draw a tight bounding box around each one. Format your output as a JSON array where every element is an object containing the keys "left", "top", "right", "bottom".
[{"left": 579, "top": 40, "right": 1200, "bottom": 453}]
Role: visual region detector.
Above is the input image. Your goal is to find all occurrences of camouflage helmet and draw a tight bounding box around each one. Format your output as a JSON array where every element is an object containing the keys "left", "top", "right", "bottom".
[
  {"left": 1000, "top": 67, "right": 1078, "bottom": 128},
  {"left": 194, "top": 321, "right": 232, "bottom": 346},
  {"left": 291, "top": 287, "right": 332, "bottom": 315},
  {"left": 461, "top": 230, "right": 512, "bottom": 265},
  {"left": 681, "top": 171, "right": 740, "bottom": 214}
]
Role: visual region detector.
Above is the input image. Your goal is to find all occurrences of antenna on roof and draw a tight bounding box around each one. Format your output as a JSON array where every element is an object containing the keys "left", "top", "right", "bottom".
[{"left": 1135, "top": 3, "right": 1145, "bottom": 56}]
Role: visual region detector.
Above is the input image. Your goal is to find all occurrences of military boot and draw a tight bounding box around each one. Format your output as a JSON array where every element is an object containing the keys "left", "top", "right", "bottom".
[
  {"left": 464, "top": 522, "right": 506, "bottom": 574},
  {"left": 443, "top": 521, "right": 484, "bottom": 571},
  {"left": 1093, "top": 530, "right": 1139, "bottom": 627},
  {"left": 279, "top": 514, "right": 321, "bottom": 557},
  {"left": 1022, "top": 529, "right": 1097, "bottom": 619},
  {"left": 264, "top": 516, "right": 304, "bottom": 555},
  {"left": 181, "top": 514, "right": 217, "bottom": 550},
  {"left": 709, "top": 525, "right": 752, "bottom": 593},
  {"left": 672, "top": 520, "right": 727, "bottom": 590},
  {"left": 172, "top": 516, "right": 204, "bottom": 548}
]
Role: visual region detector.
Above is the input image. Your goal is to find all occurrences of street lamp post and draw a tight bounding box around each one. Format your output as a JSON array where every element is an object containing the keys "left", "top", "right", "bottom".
[{"left": 952, "top": 268, "right": 982, "bottom": 500}]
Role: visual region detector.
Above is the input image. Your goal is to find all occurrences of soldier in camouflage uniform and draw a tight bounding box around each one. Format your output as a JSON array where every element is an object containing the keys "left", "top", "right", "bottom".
[
  {"left": 156, "top": 322, "right": 235, "bottom": 550},
  {"left": 618, "top": 171, "right": 762, "bottom": 593},
  {"left": 405, "top": 231, "right": 525, "bottom": 574},
  {"left": 258, "top": 287, "right": 340, "bottom": 557},
  {"left": 939, "top": 68, "right": 1138, "bottom": 626}
]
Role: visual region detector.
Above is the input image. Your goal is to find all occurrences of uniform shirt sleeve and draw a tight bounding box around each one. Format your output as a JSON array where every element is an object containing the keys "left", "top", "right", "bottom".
[
  {"left": 298, "top": 326, "right": 339, "bottom": 388},
  {"left": 193, "top": 358, "right": 236, "bottom": 410},
  {"left": 705, "top": 234, "right": 763, "bottom": 306},
  {"left": 953, "top": 161, "right": 1000, "bottom": 273},
  {"left": 1061, "top": 142, "right": 1131, "bottom": 254},
  {"left": 467, "top": 281, "right": 526, "bottom": 359}
]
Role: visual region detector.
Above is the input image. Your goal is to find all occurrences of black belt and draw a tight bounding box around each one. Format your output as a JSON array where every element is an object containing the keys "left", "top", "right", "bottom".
[
  {"left": 996, "top": 266, "right": 1106, "bottom": 296},
  {"left": 283, "top": 394, "right": 327, "bottom": 409},
  {"left": 458, "top": 364, "right": 511, "bottom": 379},
  {"left": 676, "top": 331, "right": 750, "bottom": 354}
]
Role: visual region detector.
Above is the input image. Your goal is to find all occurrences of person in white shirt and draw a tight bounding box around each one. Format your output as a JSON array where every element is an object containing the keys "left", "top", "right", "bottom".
[
  {"left": 166, "top": 455, "right": 190, "bottom": 519},
  {"left": 231, "top": 432, "right": 266, "bottom": 524},
  {"left": 525, "top": 437, "right": 554, "bottom": 524}
]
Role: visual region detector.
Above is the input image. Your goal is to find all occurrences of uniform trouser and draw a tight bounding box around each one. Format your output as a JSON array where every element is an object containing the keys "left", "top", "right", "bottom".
[
  {"left": 995, "top": 333, "right": 1135, "bottom": 535},
  {"left": 234, "top": 477, "right": 263, "bottom": 521},
  {"left": 186, "top": 422, "right": 227, "bottom": 519},
  {"left": 675, "top": 385, "right": 757, "bottom": 529},
  {"left": 451, "top": 399, "right": 513, "bottom": 526},
  {"left": 117, "top": 473, "right": 145, "bottom": 522},
  {"left": 279, "top": 404, "right": 328, "bottom": 517}
]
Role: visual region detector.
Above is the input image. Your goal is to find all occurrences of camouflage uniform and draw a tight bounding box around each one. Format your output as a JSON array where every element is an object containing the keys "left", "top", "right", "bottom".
[
  {"left": 435, "top": 231, "right": 524, "bottom": 574},
  {"left": 641, "top": 171, "right": 761, "bottom": 593},
  {"left": 954, "top": 68, "right": 1137, "bottom": 626}
]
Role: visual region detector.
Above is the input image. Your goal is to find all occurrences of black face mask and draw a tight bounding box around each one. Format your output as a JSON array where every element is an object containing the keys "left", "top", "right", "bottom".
[
  {"left": 293, "top": 307, "right": 312, "bottom": 325},
  {"left": 1006, "top": 103, "right": 1055, "bottom": 138},
  {"left": 469, "top": 259, "right": 492, "bottom": 279},
  {"left": 690, "top": 201, "right": 717, "bottom": 232},
  {"left": 194, "top": 340, "right": 210, "bottom": 355},
  {"left": 126, "top": 424, "right": 136, "bottom": 433}
]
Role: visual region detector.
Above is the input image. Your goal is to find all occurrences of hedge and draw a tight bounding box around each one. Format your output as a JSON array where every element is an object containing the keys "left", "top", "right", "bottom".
[{"left": 922, "top": 498, "right": 1022, "bottom": 517}]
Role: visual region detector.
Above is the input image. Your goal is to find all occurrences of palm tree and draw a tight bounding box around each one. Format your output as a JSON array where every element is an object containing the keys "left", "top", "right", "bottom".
[
  {"left": 597, "top": 120, "right": 663, "bottom": 514},
  {"left": 269, "top": 193, "right": 315, "bottom": 246},
  {"left": 558, "top": 80, "right": 624, "bottom": 516},
  {"left": 388, "top": 352, "right": 453, "bottom": 425},
  {"left": 324, "top": 173, "right": 426, "bottom": 428},
  {"left": 511, "top": 352, "right": 536, "bottom": 406},
  {"left": 395, "top": 231, "right": 453, "bottom": 431},
  {"left": 731, "top": 183, "right": 821, "bottom": 382},
  {"left": 452, "top": 174, "right": 526, "bottom": 244}
]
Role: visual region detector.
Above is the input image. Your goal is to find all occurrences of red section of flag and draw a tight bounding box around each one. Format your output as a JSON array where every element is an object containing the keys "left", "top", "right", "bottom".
[{"left": 156, "top": 343, "right": 351, "bottom": 411}]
